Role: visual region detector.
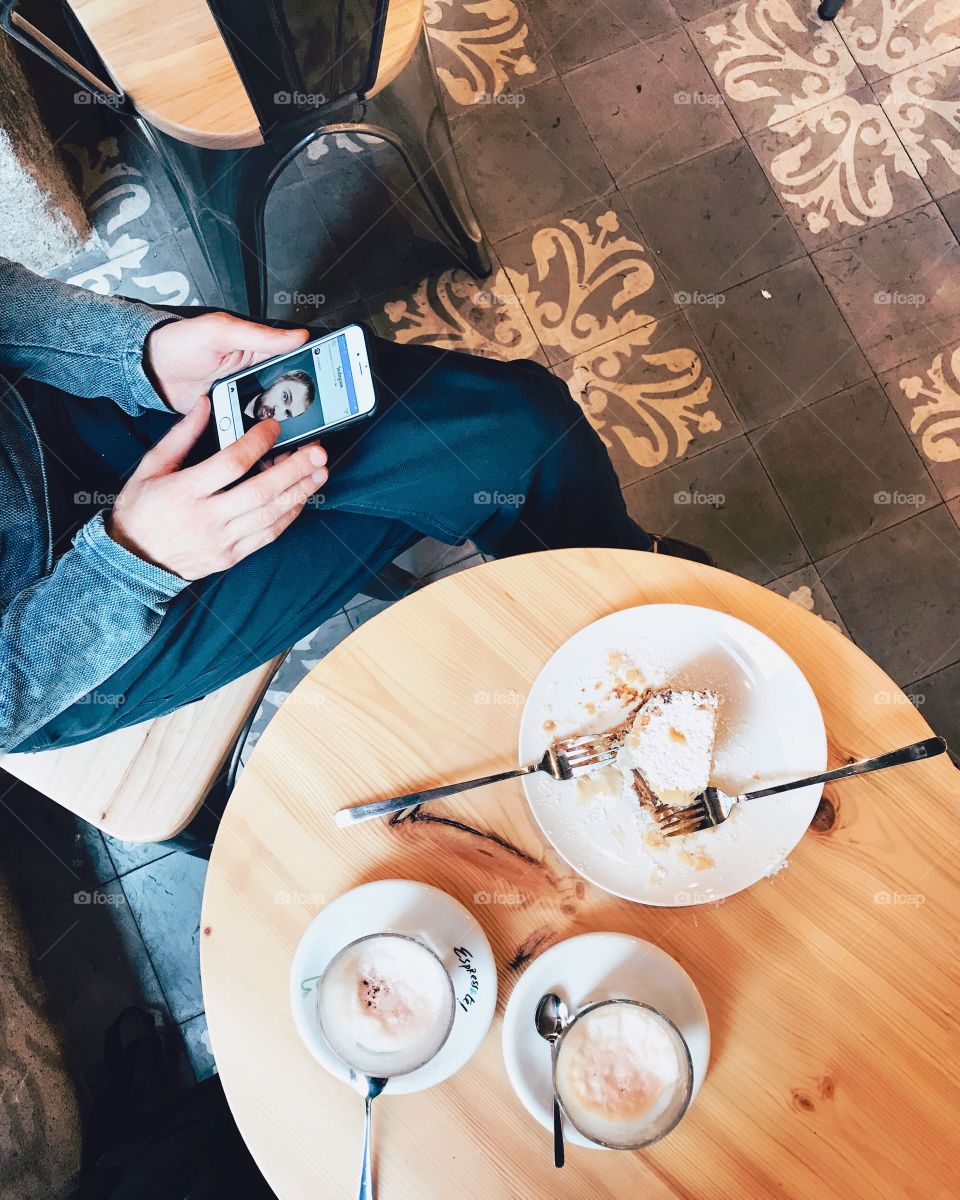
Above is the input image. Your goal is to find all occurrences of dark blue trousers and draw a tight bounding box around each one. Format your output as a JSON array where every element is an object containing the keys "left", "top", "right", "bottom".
[{"left": 26, "top": 331, "right": 652, "bottom": 745}]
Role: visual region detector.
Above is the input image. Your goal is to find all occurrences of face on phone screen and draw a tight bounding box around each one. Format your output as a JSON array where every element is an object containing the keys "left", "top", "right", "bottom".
[{"left": 234, "top": 334, "right": 362, "bottom": 447}]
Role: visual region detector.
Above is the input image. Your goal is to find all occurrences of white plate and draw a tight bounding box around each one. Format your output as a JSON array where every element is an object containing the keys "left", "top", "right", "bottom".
[
  {"left": 519, "top": 604, "right": 826, "bottom": 905},
  {"left": 502, "top": 932, "right": 709, "bottom": 1149},
  {"left": 290, "top": 879, "right": 496, "bottom": 1094}
]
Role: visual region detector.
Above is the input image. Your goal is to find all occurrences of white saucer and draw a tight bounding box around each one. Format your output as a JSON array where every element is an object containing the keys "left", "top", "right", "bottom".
[
  {"left": 502, "top": 932, "right": 710, "bottom": 1149},
  {"left": 519, "top": 604, "right": 827, "bottom": 904},
  {"left": 290, "top": 879, "right": 496, "bottom": 1094}
]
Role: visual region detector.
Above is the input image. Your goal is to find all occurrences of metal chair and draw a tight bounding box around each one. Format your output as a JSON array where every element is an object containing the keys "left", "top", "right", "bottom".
[{"left": 1, "top": 0, "right": 492, "bottom": 316}]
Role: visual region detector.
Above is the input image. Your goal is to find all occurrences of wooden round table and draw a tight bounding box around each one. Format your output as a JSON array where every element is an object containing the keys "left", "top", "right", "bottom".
[{"left": 201, "top": 549, "right": 959, "bottom": 1199}]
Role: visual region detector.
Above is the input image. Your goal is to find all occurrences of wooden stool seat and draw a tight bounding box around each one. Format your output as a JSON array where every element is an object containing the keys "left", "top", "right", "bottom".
[
  {"left": 1, "top": 655, "right": 282, "bottom": 843},
  {"left": 63, "top": 0, "right": 424, "bottom": 148}
]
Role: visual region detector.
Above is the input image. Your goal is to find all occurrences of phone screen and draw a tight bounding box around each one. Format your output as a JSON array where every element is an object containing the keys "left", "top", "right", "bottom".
[{"left": 233, "top": 333, "right": 361, "bottom": 447}]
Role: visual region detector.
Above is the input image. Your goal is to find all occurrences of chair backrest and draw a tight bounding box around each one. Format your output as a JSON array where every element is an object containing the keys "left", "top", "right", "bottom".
[{"left": 206, "top": 0, "right": 389, "bottom": 131}]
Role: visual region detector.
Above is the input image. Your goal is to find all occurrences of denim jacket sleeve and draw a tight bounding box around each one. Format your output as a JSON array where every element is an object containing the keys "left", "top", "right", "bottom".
[
  {"left": 0, "top": 258, "right": 189, "bottom": 752},
  {"left": 0, "top": 255, "right": 180, "bottom": 415},
  {"left": 1, "top": 514, "right": 189, "bottom": 751}
]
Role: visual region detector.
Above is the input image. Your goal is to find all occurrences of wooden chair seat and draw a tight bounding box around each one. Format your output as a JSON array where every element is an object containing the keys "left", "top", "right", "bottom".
[
  {"left": 1, "top": 655, "right": 282, "bottom": 843},
  {"left": 59, "top": 0, "right": 424, "bottom": 149}
]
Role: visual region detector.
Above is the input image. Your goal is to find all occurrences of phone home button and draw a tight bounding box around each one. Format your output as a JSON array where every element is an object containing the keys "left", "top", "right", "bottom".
[{"left": 219, "top": 416, "right": 232, "bottom": 430}]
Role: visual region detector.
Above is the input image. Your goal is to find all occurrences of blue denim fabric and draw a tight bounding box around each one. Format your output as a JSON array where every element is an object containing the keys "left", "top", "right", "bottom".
[{"left": 0, "top": 257, "right": 187, "bottom": 752}]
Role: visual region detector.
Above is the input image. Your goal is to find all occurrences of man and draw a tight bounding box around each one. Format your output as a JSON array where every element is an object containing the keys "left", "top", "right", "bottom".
[
  {"left": 0, "top": 257, "right": 708, "bottom": 754},
  {"left": 242, "top": 367, "right": 315, "bottom": 422}
]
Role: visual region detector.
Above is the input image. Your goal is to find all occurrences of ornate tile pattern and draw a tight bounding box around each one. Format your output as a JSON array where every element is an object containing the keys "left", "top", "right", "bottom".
[
  {"left": 833, "top": 0, "right": 960, "bottom": 82},
  {"left": 880, "top": 340, "right": 960, "bottom": 500},
  {"left": 499, "top": 204, "right": 676, "bottom": 365},
  {"left": 876, "top": 48, "right": 960, "bottom": 198},
  {"left": 553, "top": 312, "right": 740, "bottom": 485},
  {"left": 688, "top": 0, "right": 864, "bottom": 134},
  {"left": 375, "top": 265, "right": 542, "bottom": 359},
  {"left": 748, "top": 88, "right": 927, "bottom": 249},
  {"left": 424, "top": 0, "right": 553, "bottom": 108}
]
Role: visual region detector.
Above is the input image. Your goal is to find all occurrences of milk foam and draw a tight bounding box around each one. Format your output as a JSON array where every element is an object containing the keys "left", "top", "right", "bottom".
[
  {"left": 318, "top": 935, "right": 454, "bottom": 1076},
  {"left": 556, "top": 1004, "right": 686, "bottom": 1145}
]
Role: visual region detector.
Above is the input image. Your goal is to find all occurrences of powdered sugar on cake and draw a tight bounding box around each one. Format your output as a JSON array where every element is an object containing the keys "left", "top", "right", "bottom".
[{"left": 619, "top": 689, "right": 719, "bottom": 811}]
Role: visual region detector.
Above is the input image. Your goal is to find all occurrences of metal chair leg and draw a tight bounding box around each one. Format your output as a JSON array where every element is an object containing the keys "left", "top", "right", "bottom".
[
  {"left": 141, "top": 122, "right": 276, "bottom": 316},
  {"left": 360, "top": 26, "right": 493, "bottom": 279}
]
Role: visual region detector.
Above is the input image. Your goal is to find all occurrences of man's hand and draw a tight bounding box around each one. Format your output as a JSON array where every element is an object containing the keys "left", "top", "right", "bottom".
[
  {"left": 144, "top": 312, "right": 309, "bottom": 415},
  {"left": 108, "top": 397, "right": 328, "bottom": 579}
]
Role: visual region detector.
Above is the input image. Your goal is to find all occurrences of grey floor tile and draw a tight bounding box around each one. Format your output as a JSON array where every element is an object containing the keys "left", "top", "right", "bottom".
[
  {"left": 812, "top": 204, "right": 960, "bottom": 375},
  {"left": 525, "top": 0, "right": 680, "bottom": 73},
  {"left": 121, "top": 853, "right": 208, "bottom": 1024},
  {"left": 394, "top": 538, "right": 479, "bottom": 579},
  {"left": 180, "top": 1012, "right": 218, "bottom": 1081},
  {"left": 817, "top": 505, "right": 960, "bottom": 685},
  {"left": 622, "top": 434, "right": 807, "bottom": 583},
  {"left": 347, "top": 596, "right": 395, "bottom": 629},
  {"left": 751, "top": 378, "right": 937, "bottom": 559},
  {"left": 622, "top": 141, "right": 805, "bottom": 300},
  {"left": 24, "top": 880, "right": 171, "bottom": 1087},
  {"left": 564, "top": 30, "right": 739, "bottom": 186},
  {"left": 448, "top": 76, "right": 615, "bottom": 241},
  {"left": 102, "top": 835, "right": 176, "bottom": 878},
  {"left": 684, "top": 257, "right": 872, "bottom": 431}
]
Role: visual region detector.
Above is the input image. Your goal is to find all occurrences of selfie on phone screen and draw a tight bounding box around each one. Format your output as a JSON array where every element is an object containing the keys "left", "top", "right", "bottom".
[{"left": 236, "top": 334, "right": 361, "bottom": 447}]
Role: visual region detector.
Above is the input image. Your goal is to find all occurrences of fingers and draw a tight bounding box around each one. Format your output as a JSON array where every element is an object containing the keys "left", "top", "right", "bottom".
[
  {"left": 225, "top": 472, "right": 319, "bottom": 541},
  {"left": 218, "top": 443, "right": 327, "bottom": 515},
  {"left": 230, "top": 487, "right": 308, "bottom": 564},
  {"left": 186, "top": 418, "right": 282, "bottom": 494},
  {"left": 208, "top": 312, "right": 309, "bottom": 365},
  {"left": 135, "top": 396, "right": 211, "bottom": 478}
]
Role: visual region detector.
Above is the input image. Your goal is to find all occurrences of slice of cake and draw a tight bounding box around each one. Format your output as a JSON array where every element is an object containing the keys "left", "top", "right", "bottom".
[{"left": 618, "top": 688, "right": 719, "bottom": 811}]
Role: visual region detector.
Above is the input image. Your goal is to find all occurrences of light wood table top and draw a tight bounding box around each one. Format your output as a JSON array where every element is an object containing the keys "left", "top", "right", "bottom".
[
  {"left": 64, "top": 0, "right": 423, "bottom": 148},
  {"left": 201, "top": 548, "right": 960, "bottom": 1199}
]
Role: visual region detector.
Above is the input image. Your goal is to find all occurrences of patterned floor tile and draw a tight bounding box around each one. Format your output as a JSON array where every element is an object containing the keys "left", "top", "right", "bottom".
[
  {"left": 563, "top": 30, "right": 740, "bottom": 185},
  {"left": 394, "top": 537, "right": 480, "bottom": 578},
  {"left": 834, "top": 0, "right": 960, "bottom": 82},
  {"left": 24, "top": 880, "right": 171, "bottom": 1087},
  {"left": 879, "top": 339, "right": 960, "bottom": 501},
  {"left": 369, "top": 261, "right": 544, "bottom": 360},
  {"left": 684, "top": 257, "right": 871, "bottom": 430},
  {"left": 622, "top": 140, "right": 805, "bottom": 298},
  {"left": 447, "top": 77, "right": 614, "bottom": 241},
  {"left": 121, "top": 853, "right": 208, "bottom": 1024},
  {"left": 497, "top": 196, "right": 677, "bottom": 365},
  {"left": 622, "top": 433, "right": 807, "bottom": 581},
  {"left": 876, "top": 48, "right": 960, "bottom": 199},
  {"left": 524, "top": 0, "right": 680, "bottom": 72},
  {"left": 347, "top": 596, "right": 394, "bottom": 629},
  {"left": 751, "top": 377, "right": 937, "bottom": 558},
  {"left": 426, "top": 0, "right": 556, "bottom": 113},
  {"left": 812, "top": 203, "right": 960, "bottom": 374},
  {"left": 817, "top": 505, "right": 960, "bottom": 684},
  {"left": 102, "top": 835, "right": 176, "bottom": 878},
  {"left": 688, "top": 0, "right": 864, "bottom": 135},
  {"left": 950, "top": 496, "right": 960, "bottom": 528},
  {"left": 748, "top": 86, "right": 928, "bottom": 251},
  {"left": 766, "top": 563, "right": 849, "bottom": 635},
  {"left": 554, "top": 310, "right": 741, "bottom": 486}
]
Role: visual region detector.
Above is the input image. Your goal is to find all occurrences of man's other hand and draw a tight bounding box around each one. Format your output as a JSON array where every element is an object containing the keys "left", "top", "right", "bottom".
[
  {"left": 144, "top": 312, "right": 309, "bottom": 415},
  {"left": 107, "top": 397, "right": 328, "bottom": 579}
]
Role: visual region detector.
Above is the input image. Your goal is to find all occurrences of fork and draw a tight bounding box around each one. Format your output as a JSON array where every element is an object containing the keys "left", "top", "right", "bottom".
[
  {"left": 656, "top": 736, "right": 947, "bottom": 837},
  {"left": 334, "top": 732, "right": 621, "bottom": 828}
]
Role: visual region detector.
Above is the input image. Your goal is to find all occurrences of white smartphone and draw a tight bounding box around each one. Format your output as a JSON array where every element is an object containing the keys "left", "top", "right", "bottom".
[{"left": 210, "top": 323, "right": 377, "bottom": 452}]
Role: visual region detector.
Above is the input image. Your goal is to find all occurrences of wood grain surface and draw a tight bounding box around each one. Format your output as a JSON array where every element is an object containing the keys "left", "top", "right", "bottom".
[
  {"left": 66, "top": 0, "right": 423, "bottom": 148},
  {"left": 201, "top": 548, "right": 959, "bottom": 1200}
]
